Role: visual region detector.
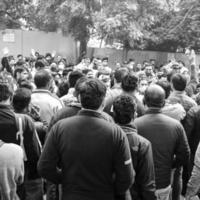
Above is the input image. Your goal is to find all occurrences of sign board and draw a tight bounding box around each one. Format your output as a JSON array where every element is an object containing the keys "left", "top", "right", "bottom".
[{"left": 2, "top": 32, "right": 15, "bottom": 42}]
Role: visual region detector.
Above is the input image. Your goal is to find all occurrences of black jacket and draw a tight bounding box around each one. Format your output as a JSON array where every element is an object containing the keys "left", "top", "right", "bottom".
[
  {"left": 184, "top": 106, "right": 200, "bottom": 156},
  {"left": 120, "top": 124, "right": 156, "bottom": 200},
  {"left": 134, "top": 108, "right": 190, "bottom": 189},
  {"left": 0, "top": 104, "right": 40, "bottom": 179},
  {"left": 38, "top": 109, "right": 135, "bottom": 200}
]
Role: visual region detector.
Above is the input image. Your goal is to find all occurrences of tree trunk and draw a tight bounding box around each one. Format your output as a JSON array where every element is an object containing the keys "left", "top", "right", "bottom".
[{"left": 79, "top": 39, "right": 87, "bottom": 57}]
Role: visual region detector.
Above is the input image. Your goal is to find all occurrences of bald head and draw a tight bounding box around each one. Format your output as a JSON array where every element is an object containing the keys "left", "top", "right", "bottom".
[{"left": 144, "top": 84, "right": 166, "bottom": 108}]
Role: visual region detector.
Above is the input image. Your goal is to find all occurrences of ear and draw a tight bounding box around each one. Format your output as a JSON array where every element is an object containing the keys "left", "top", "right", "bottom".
[
  {"left": 100, "top": 98, "right": 106, "bottom": 110},
  {"left": 162, "top": 100, "right": 166, "bottom": 108},
  {"left": 77, "top": 94, "right": 81, "bottom": 103}
]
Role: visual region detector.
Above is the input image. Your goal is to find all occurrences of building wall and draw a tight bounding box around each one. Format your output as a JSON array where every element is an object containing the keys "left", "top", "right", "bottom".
[
  {"left": 0, "top": 29, "right": 77, "bottom": 62},
  {"left": 87, "top": 48, "right": 200, "bottom": 69}
]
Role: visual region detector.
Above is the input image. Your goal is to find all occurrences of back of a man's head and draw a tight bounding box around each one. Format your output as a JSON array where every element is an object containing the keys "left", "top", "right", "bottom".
[
  {"left": 34, "top": 70, "right": 52, "bottom": 89},
  {"left": 13, "top": 88, "right": 31, "bottom": 112},
  {"left": 121, "top": 73, "right": 138, "bottom": 92},
  {"left": 79, "top": 78, "right": 106, "bottom": 110},
  {"left": 0, "top": 75, "right": 13, "bottom": 103},
  {"left": 171, "top": 73, "right": 187, "bottom": 92},
  {"left": 68, "top": 71, "right": 84, "bottom": 88},
  {"left": 35, "top": 60, "right": 45, "bottom": 70},
  {"left": 113, "top": 95, "right": 136, "bottom": 125},
  {"left": 114, "top": 68, "right": 129, "bottom": 83},
  {"left": 144, "top": 84, "right": 165, "bottom": 108},
  {"left": 156, "top": 80, "right": 171, "bottom": 99}
]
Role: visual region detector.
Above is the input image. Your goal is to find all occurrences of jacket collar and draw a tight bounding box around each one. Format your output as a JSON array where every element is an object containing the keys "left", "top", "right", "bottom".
[
  {"left": 0, "top": 103, "right": 12, "bottom": 110},
  {"left": 120, "top": 123, "right": 138, "bottom": 135},
  {"left": 78, "top": 109, "right": 106, "bottom": 120},
  {"left": 145, "top": 107, "right": 162, "bottom": 114}
]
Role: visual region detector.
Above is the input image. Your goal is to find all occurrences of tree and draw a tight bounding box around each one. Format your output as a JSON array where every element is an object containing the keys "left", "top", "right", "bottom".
[
  {"left": 94, "top": 0, "right": 162, "bottom": 56},
  {"left": 30, "top": 0, "right": 101, "bottom": 55},
  {"left": 148, "top": 0, "right": 200, "bottom": 52},
  {"left": 0, "top": 0, "right": 32, "bottom": 29}
]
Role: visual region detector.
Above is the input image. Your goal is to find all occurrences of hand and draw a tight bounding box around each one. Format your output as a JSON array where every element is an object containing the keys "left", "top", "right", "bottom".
[{"left": 187, "top": 49, "right": 196, "bottom": 66}]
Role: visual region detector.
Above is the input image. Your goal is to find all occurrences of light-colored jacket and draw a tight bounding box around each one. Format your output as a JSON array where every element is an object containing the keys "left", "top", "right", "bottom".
[
  {"left": 0, "top": 141, "right": 24, "bottom": 200},
  {"left": 31, "top": 89, "right": 64, "bottom": 124}
]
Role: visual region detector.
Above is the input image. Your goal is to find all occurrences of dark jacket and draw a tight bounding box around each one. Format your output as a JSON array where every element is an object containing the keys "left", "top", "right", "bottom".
[
  {"left": 134, "top": 108, "right": 190, "bottom": 189},
  {"left": 184, "top": 106, "right": 200, "bottom": 156},
  {"left": 49, "top": 102, "right": 114, "bottom": 132},
  {"left": 120, "top": 124, "right": 156, "bottom": 200},
  {"left": 0, "top": 104, "right": 40, "bottom": 180},
  {"left": 38, "top": 109, "right": 135, "bottom": 200}
]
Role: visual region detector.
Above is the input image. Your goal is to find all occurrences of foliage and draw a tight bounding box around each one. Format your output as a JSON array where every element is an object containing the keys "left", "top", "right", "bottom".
[
  {"left": 148, "top": 0, "right": 200, "bottom": 51},
  {"left": 0, "top": 0, "right": 32, "bottom": 29},
  {"left": 2, "top": 0, "right": 200, "bottom": 52},
  {"left": 94, "top": 0, "right": 162, "bottom": 50}
]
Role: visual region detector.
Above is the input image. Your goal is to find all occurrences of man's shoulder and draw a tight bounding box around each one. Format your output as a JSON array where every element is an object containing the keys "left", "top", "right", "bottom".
[
  {"left": 135, "top": 112, "right": 181, "bottom": 126},
  {"left": 53, "top": 106, "right": 81, "bottom": 122}
]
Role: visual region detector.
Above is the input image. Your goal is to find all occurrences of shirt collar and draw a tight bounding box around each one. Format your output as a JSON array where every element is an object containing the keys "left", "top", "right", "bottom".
[
  {"left": 32, "top": 89, "right": 51, "bottom": 94},
  {"left": 171, "top": 90, "right": 185, "bottom": 95}
]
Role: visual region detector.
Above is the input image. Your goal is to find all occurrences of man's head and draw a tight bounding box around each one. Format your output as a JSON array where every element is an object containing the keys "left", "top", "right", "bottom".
[
  {"left": 114, "top": 68, "right": 129, "bottom": 84},
  {"left": 121, "top": 73, "right": 138, "bottom": 93},
  {"left": 35, "top": 60, "right": 45, "bottom": 71},
  {"left": 113, "top": 95, "right": 137, "bottom": 125},
  {"left": 0, "top": 75, "right": 13, "bottom": 103},
  {"left": 156, "top": 80, "right": 171, "bottom": 99},
  {"left": 138, "top": 79, "right": 148, "bottom": 94},
  {"left": 14, "top": 67, "right": 29, "bottom": 81},
  {"left": 68, "top": 71, "right": 84, "bottom": 88},
  {"left": 34, "top": 70, "right": 52, "bottom": 89},
  {"left": 102, "top": 57, "right": 108, "bottom": 67},
  {"left": 171, "top": 73, "right": 187, "bottom": 92},
  {"left": 144, "top": 84, "right": 165, "bottom": 108},
  {"left": 145, "top": 65, "right": 153, "bottom": 76},
  {"left": 79, "top": 78, "right": 106, "bottom": 110},
  {"left": 17, "top": 54, "right": 23, "bottom": 61},
  {"left": 12, "top": 88, "right": 31, "bottom": 113}
]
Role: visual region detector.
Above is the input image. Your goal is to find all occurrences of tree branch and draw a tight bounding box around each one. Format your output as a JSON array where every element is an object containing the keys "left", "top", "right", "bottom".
[{"left": 168, "top": 5, "right": 195, "bottom": 34}]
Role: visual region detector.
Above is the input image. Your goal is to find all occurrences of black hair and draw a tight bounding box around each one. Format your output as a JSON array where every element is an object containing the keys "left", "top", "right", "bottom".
[
  {"left": 79, "top": 78, "right": 106, "bottom": 110},
  {"left": 156, "top": 80, "right": 171, "bottom": 99},
  {"left": 0, "top": 75, "right": 13, "bottom": 102},
  {"left": 121, "top": 73, "right": 138, "bottom": 92},
  {"left": 13, "top": 88, "right": 31, "bottom": 112},
  {"left": 35, "top": 60, "right": 45, "bottom": 70},
  {"left": 68, "top": 71, "right": 84, "bottom": 88},
  {"left": 45, "top": 53, "right": 52, "bottom": 58},
  {"left": 62, "top": 68, "right": 73, "bottom": 77},
  {"left": 102, "top": 57, "right": 108, "bottom": 62},
  {"left": 34, "top": 70, "right": 52, "bottom": 89},
  {"left": 114, "top": 68, "right": 129, "bottom": 83},
  {"left": 17, "top": 54, "right": 23, "bottom": 58},
  {"left": 18, "top": 79, "right": 33, "bottom": 90},
  {"left": 171, "top": 73, "right": 187, "bottom": 91},
  {"left": 57, "top": 81, "right": 69, "bottom": 98},
  {"left": 113, "top": 95, "right": 136, "bottom": 124},
  {"left": 14, "top": 67, "right": 29, "bottom": 80}
]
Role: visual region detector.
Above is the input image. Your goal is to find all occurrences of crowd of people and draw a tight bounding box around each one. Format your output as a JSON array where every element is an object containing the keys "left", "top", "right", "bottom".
[{"left": 0, "top": 49, "right": 200, "bottom": 200}]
